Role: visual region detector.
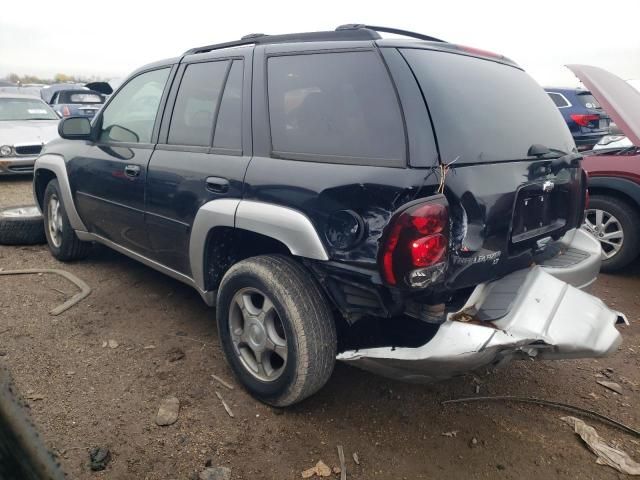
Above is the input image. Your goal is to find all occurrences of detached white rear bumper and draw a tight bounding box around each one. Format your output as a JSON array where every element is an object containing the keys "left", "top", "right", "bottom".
[{"left": 338, "top": 230, "right": 624, "bottom": 382}]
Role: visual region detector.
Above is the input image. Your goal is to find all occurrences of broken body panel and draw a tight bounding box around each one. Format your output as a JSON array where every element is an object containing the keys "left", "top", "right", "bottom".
[{"left": 339, "top": 228, "right": 624, "bottom": 380}]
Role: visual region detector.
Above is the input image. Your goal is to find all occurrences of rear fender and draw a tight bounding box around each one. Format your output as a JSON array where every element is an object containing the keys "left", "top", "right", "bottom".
[{"left": 189, "top": 199, "right": 329, "bottom": 292}]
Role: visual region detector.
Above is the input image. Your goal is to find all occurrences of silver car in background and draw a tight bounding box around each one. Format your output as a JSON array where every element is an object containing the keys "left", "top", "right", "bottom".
[{"left": 0, "top": 94, "right": 59, "bottom": 175}]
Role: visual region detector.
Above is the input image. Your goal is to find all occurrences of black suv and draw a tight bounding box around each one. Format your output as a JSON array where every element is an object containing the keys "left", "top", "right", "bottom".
[{"left": 33, "top": 25, "right": 622, "bottom": 406}]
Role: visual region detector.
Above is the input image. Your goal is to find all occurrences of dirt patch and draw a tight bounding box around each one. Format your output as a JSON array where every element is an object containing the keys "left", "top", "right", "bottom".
[{"left": 1, "top": 178, "right": 639, "bottom": 479}]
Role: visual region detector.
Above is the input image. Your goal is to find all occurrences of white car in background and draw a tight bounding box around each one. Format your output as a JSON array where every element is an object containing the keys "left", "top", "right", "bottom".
[{"left": 0, "top": 93, "right": 59, "bottom": 175}]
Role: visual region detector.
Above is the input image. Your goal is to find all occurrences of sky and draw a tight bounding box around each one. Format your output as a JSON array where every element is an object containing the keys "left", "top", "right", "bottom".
[{"left": 1, "top": 0, "right": 639, "bottom": 87}]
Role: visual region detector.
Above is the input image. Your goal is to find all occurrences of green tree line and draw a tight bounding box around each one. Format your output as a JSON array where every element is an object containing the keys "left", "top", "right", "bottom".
[{"left": 2, "top": 72, "right": 107, "bottom": 85}]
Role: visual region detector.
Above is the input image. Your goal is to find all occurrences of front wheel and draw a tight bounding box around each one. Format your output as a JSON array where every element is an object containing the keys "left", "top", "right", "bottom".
[
  {"left": 216, "top": 255, "right": 337, "bottom": 407},
  {"left": 583, "top": 195, "right": 640, "bottom": 272},
  {"left": 43, "top": 179, "right": 91, "bottom": 261}
]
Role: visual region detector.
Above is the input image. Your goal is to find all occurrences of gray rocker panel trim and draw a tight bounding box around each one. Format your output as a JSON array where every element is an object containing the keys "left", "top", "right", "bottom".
[
  {"left": 34, "top": 154, "right": 88, "bottom": 232},
  {"left": 76, "top": 230, "right": 216, "bottom": 306},
  {"left": 189, "top": 198, "right": 329, "bottom": 292}
]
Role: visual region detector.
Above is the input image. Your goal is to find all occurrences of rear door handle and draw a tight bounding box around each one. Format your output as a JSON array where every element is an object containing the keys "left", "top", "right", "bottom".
[
  {"left": 206, "top": 176, "right": 230, "bottom": 194},
  {"left": 124, "top": 165, "right": 141, "bottom": 177}
]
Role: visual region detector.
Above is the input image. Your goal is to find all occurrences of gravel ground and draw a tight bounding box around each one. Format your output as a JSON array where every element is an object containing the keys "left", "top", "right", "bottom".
[{"left": 1, "top": 177, "right": 639, "bottom": 480}]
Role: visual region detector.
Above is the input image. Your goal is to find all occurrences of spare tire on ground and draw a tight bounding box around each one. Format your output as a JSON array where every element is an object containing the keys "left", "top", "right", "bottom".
[{"left": 0, "top": 206, "right": 46, "bottom": 245}]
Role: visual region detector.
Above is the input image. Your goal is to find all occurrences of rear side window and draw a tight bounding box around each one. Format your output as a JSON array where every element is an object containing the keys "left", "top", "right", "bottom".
[
  {"left": 547, "top": 92, "right": 570, "bottom": 108},
  {"left": 213, "top": 60, "right": 243, "bottom": 150},
  {"left": 267, "top": 51, "right": 405, "bottom": 166},
  {"left": 576, "top": 92, "right": 601, "bottom": 110},
  {"left": 402, "top": 49, "right": 575, "bottom": 163},
  {"left": 168, "top": 61, "right": 229, "bottom": 146}
]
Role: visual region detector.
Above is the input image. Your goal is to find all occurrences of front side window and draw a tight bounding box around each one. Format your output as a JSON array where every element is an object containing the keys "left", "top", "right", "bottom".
[
  {"left": 99, "top": 68, "right": 170, "bottom": 144},
  {"left": 267, "top": 51, "right": 405, "bottom": 165},
  {"left": 168, "top": 61, "right": 229, "bottom": 147}
]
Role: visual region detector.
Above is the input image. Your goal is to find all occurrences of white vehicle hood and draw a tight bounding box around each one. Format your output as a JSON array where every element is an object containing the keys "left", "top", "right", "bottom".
[
  {"left": 567, "top": 64, "right": 640, "bottom": 147},
  {"left": 0, "top": 120, "right": 59, "bottom": 147}
]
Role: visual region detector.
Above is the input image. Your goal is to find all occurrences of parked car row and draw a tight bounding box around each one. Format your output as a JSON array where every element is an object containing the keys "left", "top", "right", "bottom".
[
  {"left": 0, "top": 81, "right": 115, "bottom": 175},
  {"left": 0, "top": 94, "right": 60, "bottom": 175}
]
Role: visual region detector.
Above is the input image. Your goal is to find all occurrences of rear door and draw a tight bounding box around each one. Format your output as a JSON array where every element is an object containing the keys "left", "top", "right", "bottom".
[
  {"left": 399, "top": 48, "right": 585, "bottom": 288},
  {"left": 144, "top": 48, "right": 252, "bottom": 275}
]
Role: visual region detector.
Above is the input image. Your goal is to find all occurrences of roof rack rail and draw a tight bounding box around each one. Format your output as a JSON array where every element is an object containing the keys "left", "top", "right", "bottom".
[
  {"left": 336, "top": 24, "right": 445, "bottom": 43},
  {"left": 184, "top": 28, "right": 381, "bottom": 56}
]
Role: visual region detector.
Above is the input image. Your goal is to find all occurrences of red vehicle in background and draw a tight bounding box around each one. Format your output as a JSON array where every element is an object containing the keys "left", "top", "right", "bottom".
[{"left": 571, "top": 65, "right": 640, "bottom": 271}]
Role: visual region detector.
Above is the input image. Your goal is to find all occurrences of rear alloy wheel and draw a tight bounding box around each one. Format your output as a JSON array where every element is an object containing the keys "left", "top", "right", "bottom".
[
  {"left": 217, "top": 255, "right": 336, "bottom": 407},
  {"left": 583, "top": 195, "right": 640, "bottom": 272}
]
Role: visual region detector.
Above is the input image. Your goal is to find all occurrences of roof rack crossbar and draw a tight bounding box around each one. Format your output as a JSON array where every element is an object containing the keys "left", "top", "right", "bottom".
[{"left": 336, "top": 24, "right": 445, "bottom": 43}]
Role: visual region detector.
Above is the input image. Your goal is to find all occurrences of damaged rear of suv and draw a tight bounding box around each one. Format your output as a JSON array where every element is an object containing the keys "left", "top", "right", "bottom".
[{"left": 37, "top": 25, "right": 624, "bottom": 406}]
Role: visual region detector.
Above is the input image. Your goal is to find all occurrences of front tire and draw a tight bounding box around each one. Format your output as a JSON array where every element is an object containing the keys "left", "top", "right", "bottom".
[
  {"left": 583, "top": 195, "right": 640, "bottom": 272},
  {"left": 216, "top": 255, "right": 337, "bottom": 407},
  {"left": 43, "top": 179, "right": 91, "bottom": 261}
]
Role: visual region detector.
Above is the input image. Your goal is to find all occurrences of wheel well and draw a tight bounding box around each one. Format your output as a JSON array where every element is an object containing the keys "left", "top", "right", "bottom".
[
  {"left": 588, "top": 186, "right": 640, "bottom": 210},
  {"left": 203, "top": 227, "right": 291, "bottom": 291},
  {"left": 33, "top": 169, "right": 56, "bottom": 209}
]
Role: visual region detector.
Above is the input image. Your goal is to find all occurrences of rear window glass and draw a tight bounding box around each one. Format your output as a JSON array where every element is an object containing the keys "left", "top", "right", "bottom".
[
  {"left": 402, "top": 49, "right": 575, "bottom": 163},
  {"left": 267, "top": 51, "right": 405, "bottom": 166},
  {"left": 547, "top": 92, "right": 570, "bottom": 108},
  {"left": 576, "top": 92, "right": 601, "bottom": 110},
  {"left": 59, "top": 91, "right": 103, "bottom": 104}
]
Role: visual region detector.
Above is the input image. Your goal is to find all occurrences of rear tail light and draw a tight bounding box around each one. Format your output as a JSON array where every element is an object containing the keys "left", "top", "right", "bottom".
[
  {"left": 62, "top": 106, "right": 71, "bottom": 117},
  {"left": 379, "top": 197, "right": 449, "bottom": 288},
  {"left": 570, "top": 114, "right": 599, "bottom": 127}
]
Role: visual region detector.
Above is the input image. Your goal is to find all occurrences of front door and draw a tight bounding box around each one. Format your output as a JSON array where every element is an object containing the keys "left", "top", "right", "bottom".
[
  {"left": 68, "top": 67, "right": 173, "bottom": 253},
  {"left": 145, "top": 50, "right": 252, "bottom": 275}
]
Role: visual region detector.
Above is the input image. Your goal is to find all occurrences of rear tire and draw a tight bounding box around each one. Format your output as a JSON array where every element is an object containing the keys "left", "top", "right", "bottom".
[
  {"left": 43, "top": 179, "right": 91, "bottom": 261},
  {"left": 584, "top": 195, "right": 640, "bottom": 272},
  {"left": 0, "top": 206, "right": 46, "bottom": 245},
  {"left": 216, "top": 255, "right": 337, "bottom": 407}
]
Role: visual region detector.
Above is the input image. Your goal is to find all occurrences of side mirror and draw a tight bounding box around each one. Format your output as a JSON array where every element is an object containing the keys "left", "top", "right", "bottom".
[{"left": 58, "top": 117, "right": 92, "bottom": 140}]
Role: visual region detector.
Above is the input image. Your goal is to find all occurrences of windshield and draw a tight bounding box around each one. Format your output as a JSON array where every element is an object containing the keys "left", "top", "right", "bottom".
[
  {"left": 60, "top": 91, "right": 103, "bottom": 104},
  {"left": 402, "top": 49, "right": 575, "bottom": 163},
  {"left": 0, "top": 98, "right": 58, "bottom": 121}
]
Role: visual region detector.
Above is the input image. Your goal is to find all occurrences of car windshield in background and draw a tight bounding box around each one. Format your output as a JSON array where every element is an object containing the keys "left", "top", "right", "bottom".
[
  {"left": 401, "top": 49, "right": 575, "bottom": 164},
  {"left": 60, "top": 91, "right": 103, "bottom": 104},
  {"left": 576, "top": 92, "right": 602, "bottom": 110},
  {"left": 0, "top": 98, "right": 58, "bottom": 121}
]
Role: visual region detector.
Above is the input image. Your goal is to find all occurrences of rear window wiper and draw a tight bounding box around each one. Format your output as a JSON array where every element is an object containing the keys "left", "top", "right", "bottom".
[
  {"left": 527, "top": 144, "right": 569, "bottom": 159},
  {"left": 528, "top": 144, "right": 581, "bottom": 173}
]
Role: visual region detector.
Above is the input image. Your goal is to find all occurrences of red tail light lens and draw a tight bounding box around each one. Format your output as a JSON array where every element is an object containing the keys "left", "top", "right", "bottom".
[
  {"left": 380, "top": 200, "right": 449, "bottom": 287},
  {"left": 570, "top": 114, "right": 599, "bottom": 127},
  {"left": 62, "top": 106, "right": 71, "bottom": 117}
]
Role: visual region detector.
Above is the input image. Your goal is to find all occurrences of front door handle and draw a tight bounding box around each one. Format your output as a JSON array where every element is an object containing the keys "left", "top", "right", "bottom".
[
  {"left": 124, "top": 165, "right": 141, "bottom": 177},
  {"left": 206, "top": 176, "right": 229, "bottom": 194}
]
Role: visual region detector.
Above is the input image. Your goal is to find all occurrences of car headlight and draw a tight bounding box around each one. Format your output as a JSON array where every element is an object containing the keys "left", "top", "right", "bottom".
[{"left": 0, "top": 145, "right": 14, "bottom": 157}]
